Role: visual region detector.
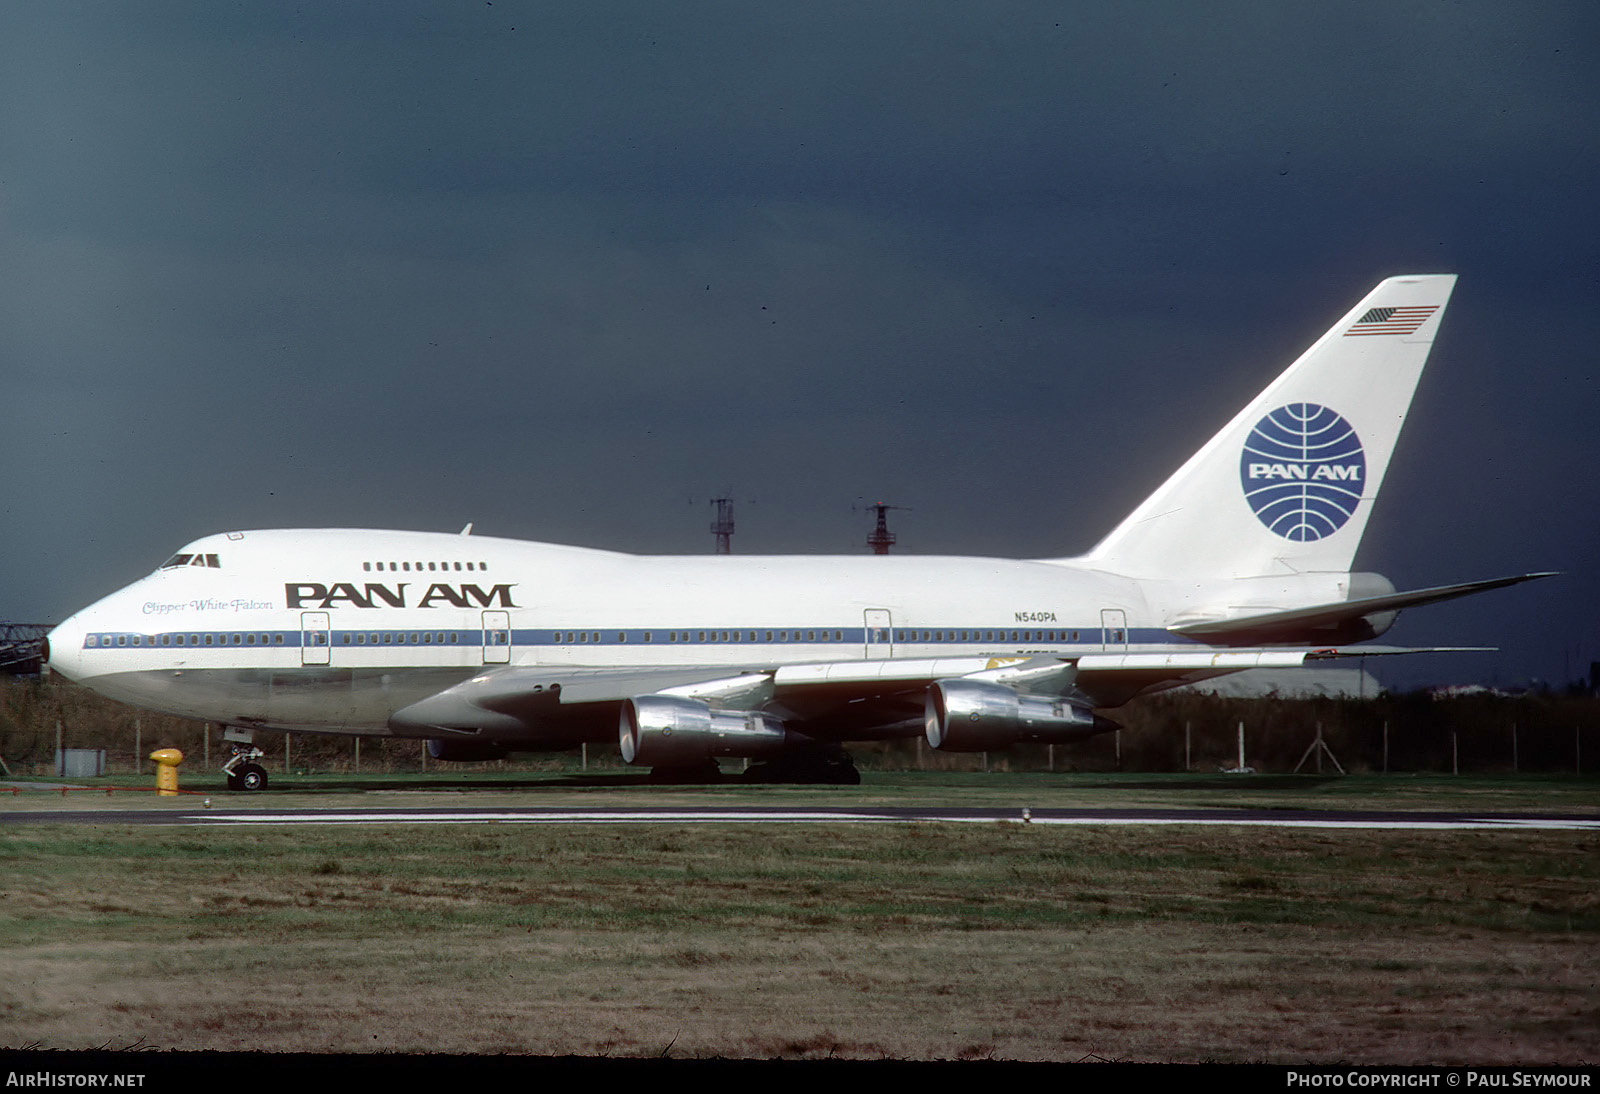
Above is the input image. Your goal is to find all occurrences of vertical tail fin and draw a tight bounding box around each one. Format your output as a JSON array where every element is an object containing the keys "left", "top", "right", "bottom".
[{"left": 1077, "top": 274, "right": 1457, "bottom": 580}]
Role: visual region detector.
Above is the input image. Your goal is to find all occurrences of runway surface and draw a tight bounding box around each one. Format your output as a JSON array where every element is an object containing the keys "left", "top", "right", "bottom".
[{"left": 4, "top": 805, "right": 1597, "bottom": 829}]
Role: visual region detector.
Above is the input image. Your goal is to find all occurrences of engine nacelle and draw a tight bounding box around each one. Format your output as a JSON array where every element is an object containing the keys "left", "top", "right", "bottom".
[
  {"left": 620, "top": 694, "right": 788, "bottom": 767},
  {"left": 925, "top": 679, "right": 1114, "bottom": 752},
  {"left": 426, "top": 738, "right": 511, "bottom": 763}
]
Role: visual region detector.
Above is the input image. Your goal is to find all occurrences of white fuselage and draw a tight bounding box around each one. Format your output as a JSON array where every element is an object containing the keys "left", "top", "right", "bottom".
[{"left": 47, "top": 527, "right": 1315, "bottom": 737}]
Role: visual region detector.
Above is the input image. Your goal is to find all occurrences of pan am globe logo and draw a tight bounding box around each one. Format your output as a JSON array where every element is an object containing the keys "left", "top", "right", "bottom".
[{"left": 1239, "top": 403, "right": 1365, "bottom": 541}]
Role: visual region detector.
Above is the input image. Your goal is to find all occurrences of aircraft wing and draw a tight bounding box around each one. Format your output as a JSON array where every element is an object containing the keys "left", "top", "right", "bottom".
[
  {"left": 389, "top": 665, "right": 749, "bottom": 737},
  {"left": 389, "top": 645, "right": 1473, "bottom": 743}
]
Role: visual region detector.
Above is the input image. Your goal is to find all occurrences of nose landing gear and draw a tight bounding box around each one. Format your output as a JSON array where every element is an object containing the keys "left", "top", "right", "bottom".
[{"left": 221, "top": 727, "right": 270, "bottom": 792}]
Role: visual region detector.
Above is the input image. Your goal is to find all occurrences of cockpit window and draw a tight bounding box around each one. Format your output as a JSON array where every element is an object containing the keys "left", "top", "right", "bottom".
[{"left": 159, "top": 553, "right": 221, "bottom": 570}]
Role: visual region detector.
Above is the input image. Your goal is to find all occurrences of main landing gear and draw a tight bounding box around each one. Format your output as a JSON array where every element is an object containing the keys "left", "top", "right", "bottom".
[{"left": 220, "top": 727, "right": 269, "bottom": 792}]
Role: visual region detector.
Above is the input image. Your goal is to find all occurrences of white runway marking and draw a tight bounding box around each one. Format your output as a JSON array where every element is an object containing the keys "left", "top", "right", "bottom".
[
  {"left": 1017, "top": 817, "right": 1600, "bottom": 831},
  {"left": 189, "top": 810, "right": 890, "bottom": 825}
]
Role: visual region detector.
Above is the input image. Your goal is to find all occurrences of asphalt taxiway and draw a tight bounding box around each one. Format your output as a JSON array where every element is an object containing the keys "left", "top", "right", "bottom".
[{"left": 3, "top": 804, "right": 1596, "bottom": 829}]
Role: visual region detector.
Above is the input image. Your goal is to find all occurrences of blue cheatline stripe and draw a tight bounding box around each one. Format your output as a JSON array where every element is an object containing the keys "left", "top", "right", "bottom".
[{"left": 85, "top": 624, "right": 1179, "bottom": 651}]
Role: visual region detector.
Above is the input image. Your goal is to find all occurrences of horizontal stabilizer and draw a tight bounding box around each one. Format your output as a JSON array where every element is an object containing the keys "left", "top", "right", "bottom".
[
  {"left": 1071, "top": 642, "right": 1496, "bottom": 706},
  {"left": 1169, "top": 572, "right": 1557, "bottom": 642}
]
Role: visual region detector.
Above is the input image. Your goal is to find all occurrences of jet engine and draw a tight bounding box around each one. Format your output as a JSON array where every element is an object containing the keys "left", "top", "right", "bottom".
[
  {"left": 426, "top": 738, "right": 511, "bottom": 763},
  {"left": 924, "top": 679, "right": 1116, "bottom": 752},
  {"left": 620, "top": 694, "right": 788, "bottom": 767}
]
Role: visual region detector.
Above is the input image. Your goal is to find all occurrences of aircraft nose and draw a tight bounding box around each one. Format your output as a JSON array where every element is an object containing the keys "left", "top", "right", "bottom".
[{"left": 45, "top": 615, "right": 88, "bottom": 682}]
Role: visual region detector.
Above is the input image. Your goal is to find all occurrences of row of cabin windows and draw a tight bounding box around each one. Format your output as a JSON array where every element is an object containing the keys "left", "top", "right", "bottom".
[
  {"left": 552, "top": 630, "right": 849, "bottom": 644},
  {"left": 96, "top": 633, "right": 286, "bottom": 648},
  {"left": 545, "top": 629, "right": 1095, "bottom": 644},
  {"left": 94, "top": 627, "right": 1118, "bottom": 650},
  {"left": 97, "top": 632, "right": 472, "bottom": 647},
  {"left": 895, "top": 629, "right": 1085, "bottom": 643},
  {"left": 93, "top": 632, "right": 466, "bottom": 648},
  {"left": 363, "top": 561, "right": 487, "bottom": 573}
]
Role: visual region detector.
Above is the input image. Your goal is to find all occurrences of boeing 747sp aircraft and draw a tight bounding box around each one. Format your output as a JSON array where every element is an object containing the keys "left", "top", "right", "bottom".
[{"left": 45, "top": 275, "right": 1550, "bottom": 789}]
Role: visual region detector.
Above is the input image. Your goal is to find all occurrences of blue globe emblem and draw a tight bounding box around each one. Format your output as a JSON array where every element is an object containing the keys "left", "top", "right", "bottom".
[{"left": 1239, "top": 403, "right": 1365, "bottom": 541}]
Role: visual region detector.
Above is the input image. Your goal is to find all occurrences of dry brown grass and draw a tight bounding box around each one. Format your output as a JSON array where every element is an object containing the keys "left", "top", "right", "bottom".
[{"left": 2, "top": 823, "right": 1595, "bottom": 1062}]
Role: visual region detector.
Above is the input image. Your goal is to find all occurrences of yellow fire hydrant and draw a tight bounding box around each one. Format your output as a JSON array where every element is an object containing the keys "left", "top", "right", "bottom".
[{"left": 150, "top": 748, "right": 183, "bottom": 797}]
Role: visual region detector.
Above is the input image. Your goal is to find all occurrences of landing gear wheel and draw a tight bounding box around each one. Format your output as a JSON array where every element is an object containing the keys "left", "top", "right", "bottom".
[{"left": 235, "top": 763, "right": 269, "bottom": 792}]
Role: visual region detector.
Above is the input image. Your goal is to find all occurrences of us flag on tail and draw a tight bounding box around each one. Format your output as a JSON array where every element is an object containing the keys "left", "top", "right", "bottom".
[{"left": 1343, "top": 305, "right": 1439, "bottom": 336}]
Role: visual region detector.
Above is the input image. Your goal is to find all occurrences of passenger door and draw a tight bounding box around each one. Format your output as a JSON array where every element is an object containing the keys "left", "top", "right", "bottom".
[
  {"left": 864, "top": 609, "right": 893, "bottom": 660},
  {"left": 482, "top": 610, "right": 511, "bottom": 664},
  {"left": 300, "top": 612, "right": 331, "bottom": 666},
  {"left": 1099, "top": 608, "right": 1128, "bottom": 650}
]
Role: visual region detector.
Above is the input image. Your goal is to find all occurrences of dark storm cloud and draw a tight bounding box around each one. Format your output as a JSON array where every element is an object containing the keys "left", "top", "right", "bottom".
[{"left": 1, "top": 1, "right": 1595, "bottom": 687}]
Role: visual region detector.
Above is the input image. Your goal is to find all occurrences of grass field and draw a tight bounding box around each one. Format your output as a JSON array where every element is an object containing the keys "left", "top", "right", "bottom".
[{"left": 3, "top": 773, "right": 1597, "bottom": 1062}]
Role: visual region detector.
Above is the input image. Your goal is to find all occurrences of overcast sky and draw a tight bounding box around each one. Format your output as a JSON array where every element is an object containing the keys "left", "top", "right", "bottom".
[{"left": 2, "top": 2, "right": 1595, "bottom": 689}]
